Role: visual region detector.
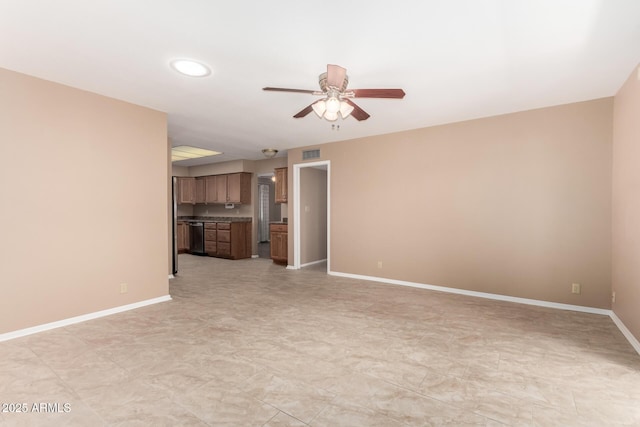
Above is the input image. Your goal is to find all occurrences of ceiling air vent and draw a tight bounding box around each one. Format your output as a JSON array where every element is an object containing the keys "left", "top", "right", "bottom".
[{"left": 302, "top": 149, "right": 320, "bottom": 160}]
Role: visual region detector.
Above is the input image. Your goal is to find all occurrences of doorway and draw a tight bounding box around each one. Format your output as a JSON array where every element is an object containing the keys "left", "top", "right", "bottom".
[
  {"left": 293, "top": 161, "right": 330, "bottom": 270},
  {"left": 257, "top": 174, "right": 279, "bottom": 258}
]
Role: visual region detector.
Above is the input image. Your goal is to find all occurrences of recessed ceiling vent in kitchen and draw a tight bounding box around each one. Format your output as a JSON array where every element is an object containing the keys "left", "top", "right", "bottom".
[{"left": 302, "top": 149, "right": 320, "bottom": 160}]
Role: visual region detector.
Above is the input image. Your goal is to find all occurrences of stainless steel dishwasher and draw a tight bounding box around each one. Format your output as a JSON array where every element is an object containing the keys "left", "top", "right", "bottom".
[{"left": 189, "top": 222, "right": 206, "bottom": 256}]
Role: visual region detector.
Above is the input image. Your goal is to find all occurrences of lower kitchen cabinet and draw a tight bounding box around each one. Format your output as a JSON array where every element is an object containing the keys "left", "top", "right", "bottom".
[
  {"left": 270, "top": 223, "right": 288, "bottom": 264},
  {"left": 216, "top": 222, "right": 232, "bottom": 257},
  {"left": 203, "top": 221, "right": 251, "bottom": 259},
  {"left": 179, "top": 219, "right": 251, "bottom": 259},
  {"left": 177, "top": 221, "right": 190, "bottom": 253},
  {"left": 204, "top": 223, "right": 217, "bottom": 255}
]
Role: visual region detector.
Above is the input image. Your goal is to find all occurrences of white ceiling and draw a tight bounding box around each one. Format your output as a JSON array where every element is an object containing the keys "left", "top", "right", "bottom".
[{"left": 2, "top": 1, "right": 639, "bottom": 166}]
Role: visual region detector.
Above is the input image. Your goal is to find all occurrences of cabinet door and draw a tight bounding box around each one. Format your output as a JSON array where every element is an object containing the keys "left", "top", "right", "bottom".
[
  {"left": 205, "top": 176, "right": 218, "bottom": 203},
  {"left": 216, "top": 174, "right": 228, "bottom": 203},
  {"left": 270, "top": 232, "right": 287, "bottom": 262},
  {"left": 275, "top": 168, "right": 287, "bottom": 204},
  {"left": 195, "top": 177, "right": 206, "bottom": 204},
  {"left": 183, "top": 223, "right": 190, "bottom": 250},
  {"left": 270, "top": 228, "right": 288, "bottom": 263},
  {"left": 177, "top": 177, "right": 195, "bottom": 204},
  {"left": 229, "top": 222, "right": 250, "bottom": 259},
  {"left": 177, "top": 222, "right": 184, "bottom": 251},
  {"left": 226, "top": 173, "right": 252, "bottom": 204},
  {"left": 177, "top": 222, "right": 190, "bottom": 252},
  {"left": 227, "top": 173, "right": 241, "bottom": 203}
]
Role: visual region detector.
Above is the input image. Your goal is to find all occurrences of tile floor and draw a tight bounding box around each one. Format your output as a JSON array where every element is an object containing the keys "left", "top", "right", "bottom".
[{"left": 1, "top": 254, "right": 639, "bottom": 426}]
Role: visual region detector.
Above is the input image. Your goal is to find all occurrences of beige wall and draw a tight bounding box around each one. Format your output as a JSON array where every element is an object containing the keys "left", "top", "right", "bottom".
[
  {"left": 0, "top": 68, "right": 169, "bottom": 334},
  {"left": 288, "top": 98, "right": 613, "bottom": 309},
  {"left": 300, "top": 167, "right": 328, "bottom": 265},
  {"left": 171, "top": 165, "right": 190, "bottom": 177},
  {"left": 612, "top": 65, "right": 640, "bottom": 340}
]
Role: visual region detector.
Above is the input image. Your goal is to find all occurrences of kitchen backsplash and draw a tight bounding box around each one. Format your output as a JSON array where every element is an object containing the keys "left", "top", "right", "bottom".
[
  {"left": 177, "top": 203, "right": 194, "bottom": 217},
  {"left": 193, "top": 203, "right": 253, "bottom": 217}
]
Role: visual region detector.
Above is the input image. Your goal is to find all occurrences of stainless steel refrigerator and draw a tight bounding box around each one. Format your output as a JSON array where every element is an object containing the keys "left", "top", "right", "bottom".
[{"left": 172, "top": 176, "right": 178, "bottom": 275}]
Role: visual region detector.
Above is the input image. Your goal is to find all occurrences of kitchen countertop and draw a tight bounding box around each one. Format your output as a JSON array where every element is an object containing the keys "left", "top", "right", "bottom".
[{"left": 177, "top": 216, "right": 252, "bottom": 223}]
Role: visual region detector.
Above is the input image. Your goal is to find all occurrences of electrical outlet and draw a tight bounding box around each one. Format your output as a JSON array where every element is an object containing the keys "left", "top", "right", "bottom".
[
  {"left": 571, "top": 283, "right": 581, "bottom": 294},
  {"left": 377, "top": 261, "right": 383, "bottom": 269},
  {"left": 120, "top": 283, "right": 128, "bottom": 294}
]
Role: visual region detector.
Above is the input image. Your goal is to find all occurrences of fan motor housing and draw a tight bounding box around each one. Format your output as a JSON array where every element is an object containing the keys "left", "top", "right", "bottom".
[{"left": 319, "top": 72, "right": 349, "bottom": 93}]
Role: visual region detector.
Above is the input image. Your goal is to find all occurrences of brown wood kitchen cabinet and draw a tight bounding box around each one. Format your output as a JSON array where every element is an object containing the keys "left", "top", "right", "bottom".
[
  {"left": 270, "top": 223, "right": 288, "bottom": 264},
  {"left": 187, "top": 172, "right": 252, "bottom": 205},
  {"left": 177, "top": 221, "right": 190, "bottom": 253},
  {"left": 214, "top": 222, "right": 251, "bottom": 259},
  {"left": 215, "top": 175, "right": 228, "bottom": 203},
  {"left": 274, "top": 167, "right": 287, "bottom": 203},
  {"left": 204, "top": 222, "right": 217, "bottom": 255},
  {"left": 195, "top": 177, "right": 206, "bottom": 204},
  {"left": 227, "top": 173, "right": 252, "bottom": 204},
  {"left": 215, "top": 172, "right": 251, "bottom": 204},
  {"left": 177, "top": 177, "right": 196, "bottom": 204},
  {"left": 204, "top": 175, "right": 218, "bottom": 203}
]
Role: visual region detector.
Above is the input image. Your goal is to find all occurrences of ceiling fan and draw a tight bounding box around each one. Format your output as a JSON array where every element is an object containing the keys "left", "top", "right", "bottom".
[{"left": 263, "top": 64, "right": 405, "bottom": 121}]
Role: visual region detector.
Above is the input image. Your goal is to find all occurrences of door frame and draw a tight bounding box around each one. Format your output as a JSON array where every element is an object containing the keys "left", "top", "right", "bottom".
[{"left": 292, "top": 160, "right": 330, "bottom": 270}]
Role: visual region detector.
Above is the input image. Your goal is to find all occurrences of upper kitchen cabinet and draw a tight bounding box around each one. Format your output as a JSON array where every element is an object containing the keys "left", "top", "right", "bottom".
[
  {"left": 227, "top": 173, "right": 252, "bottom": 204},
  {"left": 216, "top": 172, "right": 251, "bottom": 204},
  {"left": 216, "top": 174, "right": 228, "bottom": 203},
  {"left": 274, "top": 167, "right": 288, "bottom": 204},
  {"left": 177, "top": 177, "right": 196, "bottom": 204},
  {"left": 195, "top": 177, "right": 206, "bottom": 204},
  {"left": 181, "top": 172, "right": 251, "bottom": 205},
  {"left": 204, "top": 175, "right": 218, "bottom": 203}
]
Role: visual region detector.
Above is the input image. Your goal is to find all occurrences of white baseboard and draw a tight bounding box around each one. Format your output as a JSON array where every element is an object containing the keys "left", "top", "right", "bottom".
[
  {"left": 168, "top": 274, "right": 175, "bottom": 279},
  {"left": 327, "top": 270, "right": 640, "bottom": 355},
  {"left": 0, "top": 295, "right": 172, "bottom": 343},
  {"left": 301, "top": 259, "right": 327, "bottom": 268},
  {"left": 5, "top": 270, "right": 640, "bottom": 356},
  {"left": 610, "top": 312, "right": 640, "bottom": 355},
  {"left": 329, "top": 270, "right": 611, "bottom": 315}
]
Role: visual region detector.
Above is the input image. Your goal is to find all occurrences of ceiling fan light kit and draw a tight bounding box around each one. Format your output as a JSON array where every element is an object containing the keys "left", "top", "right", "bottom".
[
  {"left": 263, "top": 64, "right": 405, "bottom": 122},
  {"left": 311, "top": 96, "right": 354, "bottom": 121},
  {"left": 339, "top": 101, "right": 354, "bottom": 118},
  {"left": 311, "top": 99, "right": 326, "bottom": 116}
]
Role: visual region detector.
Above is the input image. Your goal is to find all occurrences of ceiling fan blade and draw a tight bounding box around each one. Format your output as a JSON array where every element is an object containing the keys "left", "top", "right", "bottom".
[
  {"left": 351, "top": 88, "right": 406, "bottom": 99},
  {"left": 326, "top": 64, "right": 347, "bottom": 89},
  {"left": 263, "top": 87, "right": 317, "bottom": 94},
  {"left": 344, "top": 99, "right": 370, "bottom": 121},
  {"left": 293, "top": 103, "right": 315, "bottom": 118}
]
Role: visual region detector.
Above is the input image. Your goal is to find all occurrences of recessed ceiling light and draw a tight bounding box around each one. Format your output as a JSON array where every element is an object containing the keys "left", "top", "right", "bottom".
[
  {"left": 171, "top": 145, "right": 222, "bottom": 162},
  {"left": 170, "top": 59, "right": 211, "bottom": 77}
]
